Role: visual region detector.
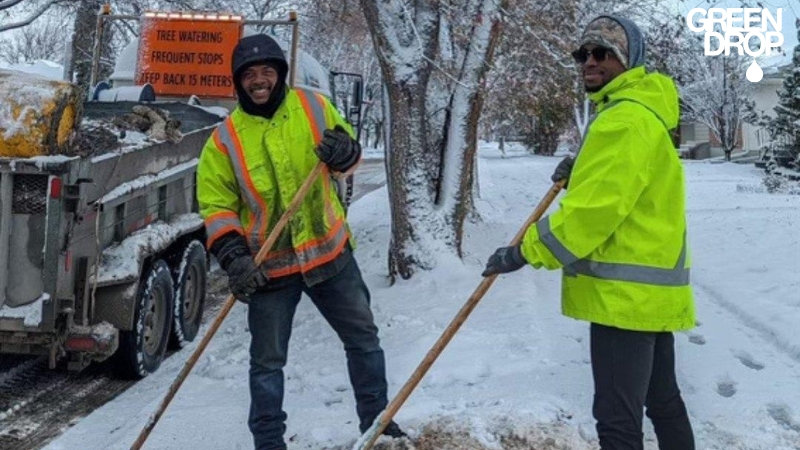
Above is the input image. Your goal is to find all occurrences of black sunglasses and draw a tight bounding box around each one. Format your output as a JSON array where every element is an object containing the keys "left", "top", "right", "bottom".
[{"left": 571, "top": 47, "right": 612, "bottom": 64}]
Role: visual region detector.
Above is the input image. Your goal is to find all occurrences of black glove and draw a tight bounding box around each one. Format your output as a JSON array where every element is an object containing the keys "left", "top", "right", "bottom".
[
  {"left": 551, "top": 156, "right": 575, "bottom": 188},
  {"left": 211, "top": 233, "right": 268, "bottom": 302},
  {"left": 226, "top": 255, "right": 268, "bottom": 301},
  {"left": 315, "top": 125, "right": 361, "bottom": 172},
  {"left": 482, "top": 245, "right": 527, "bottom": 277}
]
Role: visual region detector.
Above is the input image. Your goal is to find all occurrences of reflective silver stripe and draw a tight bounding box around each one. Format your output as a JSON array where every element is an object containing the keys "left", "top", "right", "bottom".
[
  {"left": 539, "top": 215, "right": 690, "bottom": 286},
  {"left": 263, "top": 250, "right": 300, "bottom": 273},
  {"left": 567, "top": 258, "right": 690, "bottom": 286},
  {"left": 674, "top": 231, "right": 687, "bottom": 269},
  {"left": 205, "top": 214, "right": 243, "bottom": 240},
  {"left": 297, "top": 219, "right": 348, "bottom": 267},
  {"left": 215, "top": 120, "right": 266, "bottom": 249},
  {"left": 537, "top": 217, "right": 579, "bottom": 266},
  {"left": 298, "top": 89, "right": 328, "bottom": 144}
]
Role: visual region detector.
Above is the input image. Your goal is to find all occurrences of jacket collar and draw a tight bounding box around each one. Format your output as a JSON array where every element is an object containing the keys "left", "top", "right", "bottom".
[{"left": 588, "top": 66, "right": 646, "bottom": 112}]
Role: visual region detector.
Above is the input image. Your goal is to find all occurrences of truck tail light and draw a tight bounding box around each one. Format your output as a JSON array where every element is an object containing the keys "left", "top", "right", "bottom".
[{"left": 49, "top": 177, "right": 62, "bottom": 199}]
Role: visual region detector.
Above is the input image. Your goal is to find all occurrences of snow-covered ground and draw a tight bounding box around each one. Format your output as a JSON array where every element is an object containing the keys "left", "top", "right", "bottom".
[
  {"left": 45, "top": 143, "right": 800, "bottom": 450},
  {"left": 0, "top": 59, "right": 64, "bottom": 80}
]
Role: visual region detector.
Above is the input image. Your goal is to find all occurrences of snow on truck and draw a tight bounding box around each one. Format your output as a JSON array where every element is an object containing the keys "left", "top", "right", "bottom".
[{"left": 0, "top": 9, "right": 363, "bottom": 378}]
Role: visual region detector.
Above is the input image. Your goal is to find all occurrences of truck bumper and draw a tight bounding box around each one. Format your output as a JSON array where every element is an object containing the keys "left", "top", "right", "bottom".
[{"left": 64, "top": 321, "right": 119, "bottom": 357}]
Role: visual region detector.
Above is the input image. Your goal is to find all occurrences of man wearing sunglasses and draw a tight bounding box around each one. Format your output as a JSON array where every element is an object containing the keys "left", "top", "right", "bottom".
[{"left": 484, "top": 15, "right": 695, "bottom": 450}]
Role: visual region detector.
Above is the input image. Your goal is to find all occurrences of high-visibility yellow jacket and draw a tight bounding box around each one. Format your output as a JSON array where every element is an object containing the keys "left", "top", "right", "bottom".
[
  {"left": 197, "top": 88, "right": 354, "bottom": 285},
  {"left": 521, "top": 66, "right": 695, "bottom": 332}
]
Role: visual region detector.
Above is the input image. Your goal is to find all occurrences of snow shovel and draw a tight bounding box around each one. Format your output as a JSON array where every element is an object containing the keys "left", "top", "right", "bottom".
[
  {"left": 352, "top": 180, "right": 566, "bottom": 450},
  {"left": 130, "top": 161, "right": 327, "bottom": 450}
]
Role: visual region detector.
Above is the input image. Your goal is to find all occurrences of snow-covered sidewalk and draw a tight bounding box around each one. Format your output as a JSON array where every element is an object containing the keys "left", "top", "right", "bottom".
[{"left": 45, "top": 145, "right": 800, "bottom": 450}]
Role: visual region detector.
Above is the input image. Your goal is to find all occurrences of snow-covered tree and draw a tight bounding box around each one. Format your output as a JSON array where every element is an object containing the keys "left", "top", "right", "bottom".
[
  {"left": 484, "top": 1, "right": 684, "bottom": 157},
  {"left": 681, "top": 53, "right": 755, "bottom": 161},
  {"left": 482, "top": 2, "right": 578, "bottom": 156},
  {"left": 0, "top": 17, "right": 64, "bottom": 64},
  {"left": 770, "top": 18, "right": 800, "bottom": 159},
  {"left": 359, "top": 0, "right": 509, "bottom": 280},
  {"left": 0, "top": 0, "right": 69, "bottom": 33}
]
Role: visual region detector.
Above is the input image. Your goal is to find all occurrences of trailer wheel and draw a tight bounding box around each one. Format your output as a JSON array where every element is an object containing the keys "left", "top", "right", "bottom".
[
  {"left": 116, "top": 260, "right": 174, "bottom": 379},
  {"left": 169, "top": 240, "right": 206, "bottom": 348}
]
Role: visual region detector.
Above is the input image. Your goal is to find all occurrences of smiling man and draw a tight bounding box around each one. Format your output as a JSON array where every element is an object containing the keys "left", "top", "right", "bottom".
[
  {"left": 483, "top": 16, "right": 696, "bottom": 450},
  {"left": 196, "top": 34, "right": 405, "bottom": 450}
]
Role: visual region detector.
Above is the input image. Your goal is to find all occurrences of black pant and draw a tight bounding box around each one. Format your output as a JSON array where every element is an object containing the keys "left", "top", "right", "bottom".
[{"left": 591, "top": 323, "right": 695, "bottom": 450}]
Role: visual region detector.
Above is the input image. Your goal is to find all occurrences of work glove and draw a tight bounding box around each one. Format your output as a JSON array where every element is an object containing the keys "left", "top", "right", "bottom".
[
  {"left": 315, "top": 125, "right": 361, "bottom": 173},
  {"left": 482, "top": 245, "right": 527, "bottom": 277},
  {"left": 551, "top": 156, "right": 575, "bottom": 188},
  {"left": 225, "top": 256, "right": 269, "bottom": 302},
  {"left": 211, "top": 233, "right": 268, "bottom": 302}
]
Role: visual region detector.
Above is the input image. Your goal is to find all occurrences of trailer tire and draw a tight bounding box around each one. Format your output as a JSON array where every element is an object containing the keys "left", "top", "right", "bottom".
[
  {"left": 169, "top": 240, "right": 206, "bottom": 348},
  {"left": 116, "top": 259, "right": 174, "bottom": 379}
]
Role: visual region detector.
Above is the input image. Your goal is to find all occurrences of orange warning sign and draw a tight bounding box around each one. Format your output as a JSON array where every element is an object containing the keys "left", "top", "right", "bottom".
[{"left": 135, "top": 13, "right": 243, "bottom": 98}]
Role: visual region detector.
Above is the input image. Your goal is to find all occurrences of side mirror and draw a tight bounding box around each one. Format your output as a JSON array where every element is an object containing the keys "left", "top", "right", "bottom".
[
  {"left": 330, "top": 71, "right": 364, "bottom": 141},
  {"left": 351, "top": 78, "right": 363, "bottom": 115},
  {"left": 347, "top": 77, "right": 363, "bottom": 139}
]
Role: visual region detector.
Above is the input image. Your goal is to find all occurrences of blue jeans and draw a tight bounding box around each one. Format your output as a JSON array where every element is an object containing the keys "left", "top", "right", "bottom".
[{"left": 246, "top": 257, "right": 388, "bottom": 450}]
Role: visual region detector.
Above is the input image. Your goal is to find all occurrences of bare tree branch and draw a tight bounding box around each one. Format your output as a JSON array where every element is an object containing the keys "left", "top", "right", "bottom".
[
  {"left": 0, "top": 0, "right": 25, "bottom": 10},
  {"left": 0, "top": 0, "right": 59, "bottom": 32}
]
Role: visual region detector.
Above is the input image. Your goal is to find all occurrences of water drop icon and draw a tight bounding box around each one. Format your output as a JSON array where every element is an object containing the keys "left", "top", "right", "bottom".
[{"left": 746, "top": 60, "right": 763, "bottom": 83}]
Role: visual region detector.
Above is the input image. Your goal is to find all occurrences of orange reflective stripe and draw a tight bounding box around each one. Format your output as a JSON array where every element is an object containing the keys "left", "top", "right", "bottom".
[
  {"left": 205, "top": 211, "right": 244, "bottom": 248},
  {"left": 217, "top": 118, "right": 270, "bottom": 249},
  {"left": 264, "top": 248, "right": 301, "bottom": 277},
  {"left": 211, "top": 129, "right": 229, "bottom": 156},
  {"left": 296, "top": 89, "right": 327, "bottom": 144},
  {"left": 296, "top": 217, "right": 345, "bottom": 253},
  {"left": 262, "top": 217, "right": 348, "bottom": 277},
  {"left": 299, "top": 228, "right": 348, "bottom": 272},
  {"left": 267, "top": 264, "right": 302, "bottom": 278}
]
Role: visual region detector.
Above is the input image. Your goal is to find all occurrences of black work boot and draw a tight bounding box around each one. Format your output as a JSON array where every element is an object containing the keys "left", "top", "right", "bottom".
[{"left": 381, "top": 421, "right": 408, "bottom": 439}]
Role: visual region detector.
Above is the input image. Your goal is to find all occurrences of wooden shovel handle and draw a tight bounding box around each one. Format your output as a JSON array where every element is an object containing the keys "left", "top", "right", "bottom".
[{"left": 353, "top": 180, "right": 565, "bottom": 450}]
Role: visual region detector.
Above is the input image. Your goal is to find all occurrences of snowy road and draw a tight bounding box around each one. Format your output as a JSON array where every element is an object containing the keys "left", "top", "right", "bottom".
[
  {"left": 351, "top": 158, "right": 387, "bottom": 202},
  {"left": 44, "top": 145, "right": 800, "bottom": 450}
]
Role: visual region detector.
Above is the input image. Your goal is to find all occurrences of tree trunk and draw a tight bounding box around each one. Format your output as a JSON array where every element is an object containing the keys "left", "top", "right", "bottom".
[
  {"left": 361, "top": 0, "right": 507, "bottom": 280},
  {"left": 385, "top": 82, "right": 441, "bottom": 279},
  {"left": 447, "top": 7, "right": 506, "bottom": 255},
  {"left": 70, "top": 0, "right": 113, "bottom": 93}
]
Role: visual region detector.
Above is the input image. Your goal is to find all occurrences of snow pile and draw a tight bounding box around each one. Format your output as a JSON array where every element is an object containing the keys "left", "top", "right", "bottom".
[
  {"left": 330, "top": 416, "right": 590, "bottom": 450},
  {"left": 0, "top": 70, "right": 60, "bottom": 139},
  {"left": 45, "top": 147, "right": 800, "bottom": 450},
  {"left": 5, "top": 60, "right": 63, "bottom": 81},
  {"left": 94, "top": 214, "right": 203, "bottom": 285}
]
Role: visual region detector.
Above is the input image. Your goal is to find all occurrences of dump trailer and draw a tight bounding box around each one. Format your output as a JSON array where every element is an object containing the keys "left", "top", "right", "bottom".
[
  {"left": 0, "top": 9, "right": 364, "bottom": 379},
  {"left": 0, "top": 97, "right": 223, "bottom": 378}
]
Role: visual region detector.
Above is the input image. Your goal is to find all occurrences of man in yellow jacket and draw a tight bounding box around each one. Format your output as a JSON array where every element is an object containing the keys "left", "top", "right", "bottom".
[
  {"left": 197, "top": 34, "right": 404, "bottom": 450},
  {"left": 483, "top": 16, "right": 695, "bottom": 450}
]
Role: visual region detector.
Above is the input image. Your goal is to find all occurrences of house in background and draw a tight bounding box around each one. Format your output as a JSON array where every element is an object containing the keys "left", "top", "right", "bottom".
[{"left": 678, "top": 62, "right": 789, "bottom": 160}]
